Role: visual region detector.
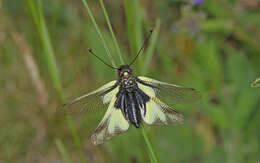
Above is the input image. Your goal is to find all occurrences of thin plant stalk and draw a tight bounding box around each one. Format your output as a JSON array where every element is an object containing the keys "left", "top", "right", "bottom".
[
  {"left": 123, "top": 0, "right": 159, "bottom": 162},
  {"left": 123, "top": 0, "right": 160, "bottom": 161},
  {"left": 82, "top": 0, "right": 117, "bottom": 69},
  {"left": 123, "top": 0, "right": 143, "bottom": 71},
  {"left": 141, "top": 126, "right": 159, "bottom": 163},
  {"left": 99, "top": 0, "right": 125, "bottom": 65},
  {"left": 26, "top": 0, "right": 85, "bottom": 162},
  {"left": 27, "top": 0, "right": 64, "bottom": 100},
  {"left": 139, "top": 21, "right": 161, "bottom": 163},
  {"left": 55, "top": 139, "right": 72, "bottom": 163}
]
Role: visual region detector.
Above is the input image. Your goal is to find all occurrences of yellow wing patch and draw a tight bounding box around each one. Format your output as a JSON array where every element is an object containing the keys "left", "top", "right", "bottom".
[
  {"left": 138, "top": 76, "right": 162, "bottom": 84},
  {"left": 91, "top": 96, "right": 129, "bottom": 145},
  {"left": 138, "top": 76, "right": 179, "bottom": 87},
  {"left": 137, "top": 79, "right": 156, "bottom": 97},
  {"left": 102, "top": 86, "right": 119, "bottom": 104},
  {"left": 92, "top": 80, "right": 118, "bottom": 105},
  {"left": 142, "top": 99, "right": 166, "bottom": 124},
  {"left": 141, "top": 97, "right": 184, "bottom": 125},
  {"left": 137, "top": 80, "right": 184, "bottom": 126}
]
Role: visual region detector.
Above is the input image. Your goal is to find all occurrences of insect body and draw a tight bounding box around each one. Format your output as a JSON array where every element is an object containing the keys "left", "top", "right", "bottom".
[
  {"left": 115, "top": 65, "right": 149, "bottom": 128},
  {"left": 60, "top": 30, "right": 201, "bottom": 145}
]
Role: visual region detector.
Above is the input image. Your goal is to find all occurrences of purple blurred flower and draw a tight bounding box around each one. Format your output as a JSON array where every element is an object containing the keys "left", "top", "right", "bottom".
[{"left": 192, "top": 0, "right": 204, "bottom": 5}]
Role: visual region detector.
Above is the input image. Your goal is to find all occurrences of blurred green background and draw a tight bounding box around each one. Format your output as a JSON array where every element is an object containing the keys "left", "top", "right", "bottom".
[{"left": 1, "top": 0, "right": 260, "bottom": 162}]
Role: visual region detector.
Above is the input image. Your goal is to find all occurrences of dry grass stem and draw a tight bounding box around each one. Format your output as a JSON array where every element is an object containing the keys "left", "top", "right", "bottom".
[{"left": 12, "top": 32, "right": 49, "bottom": 107}]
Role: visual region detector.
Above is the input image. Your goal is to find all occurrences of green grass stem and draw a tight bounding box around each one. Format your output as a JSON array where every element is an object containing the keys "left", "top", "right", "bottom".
[
  {"left": 99, "top": 0, "right": 124, "bottom": 65},
  {"left": 27, "top": 0, "right": 64, "bottom": 101},
  {"left": 141, "top": 126, "right": 159, "bottom": 163},
  {"left": 27, "top": 0, "right": 85, "bottom": 162},
  {"left": 55, "top": 139, "right": 72, "bottom": 163},
  {"left": 123, "top": 0, "right": 160, "bottom": 161},
  {"left": 82, "top": 0, "right": 117, "bottom": 68},
  {"left": 123, "top": 0, "right": 143, "bottom": 69}
]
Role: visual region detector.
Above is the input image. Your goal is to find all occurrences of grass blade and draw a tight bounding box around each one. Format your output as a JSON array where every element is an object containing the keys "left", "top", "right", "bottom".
[
  {"left": 55, "top": 139, "right": 72, "bottom": 163},
  {"left": 123, "top": 0, "right": 143, "bottom": 69},
  {"left": 26, "top": 0, "right": 85, "bottom": 162},
  {"left": 141, "top": 126, "right": 159, "bottom": 163},
  {"left": 27, "top": 0, "right": 64, "bottom": 101},
  {"left": 99, "top": 0, "right": 124, "bottom": 65},
  {"left": 123, "top": 0, "right": 159, "bottom": 161},
  {"left": 82, "top": 0, "right": 117, "bottom": 68}
]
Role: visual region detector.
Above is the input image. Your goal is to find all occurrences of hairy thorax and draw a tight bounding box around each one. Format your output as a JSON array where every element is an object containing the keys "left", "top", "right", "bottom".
[{"left": 120, "top": 77, "right": 136, "bottom": 91}]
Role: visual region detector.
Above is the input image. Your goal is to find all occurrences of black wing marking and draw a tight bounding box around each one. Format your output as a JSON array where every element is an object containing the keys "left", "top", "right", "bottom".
[
  {"left": 58, "top": 80, "right": 119, "bottom": 115},
  {"left": 136, "top": 76, "right": 201, "bottom": 106}
]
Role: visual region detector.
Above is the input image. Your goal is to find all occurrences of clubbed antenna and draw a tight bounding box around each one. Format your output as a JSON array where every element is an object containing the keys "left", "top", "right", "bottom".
[{"left": 129, "top": 29, "right": 154, "bottom": 66}]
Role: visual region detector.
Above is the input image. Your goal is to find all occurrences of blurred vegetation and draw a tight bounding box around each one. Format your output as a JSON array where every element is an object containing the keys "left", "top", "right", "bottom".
[{"left": 1, "top": 0, "right": 260, "bottom": 162}]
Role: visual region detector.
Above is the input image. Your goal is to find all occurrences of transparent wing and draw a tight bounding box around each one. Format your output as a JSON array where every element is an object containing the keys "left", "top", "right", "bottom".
[
  {"left": 58, "top": 80, "right": 119, "bottom": 115},
  {"left": 141, "top": 96, "right": 184, "bottom": 125},
  {"left": 137, "top": 76, "right": 201, "bottom": 106},
  {"left": 91, "top": 96, "right": 129, "bottom": 145}
]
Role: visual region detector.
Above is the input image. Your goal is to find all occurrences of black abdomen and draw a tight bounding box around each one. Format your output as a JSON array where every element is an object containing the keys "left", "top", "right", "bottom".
[
  {"left": 115, "top": 79, "right": 150, "bottom": 128},
  {"left": 126, "top": 93, "right": 141, "bottom": 128}
]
